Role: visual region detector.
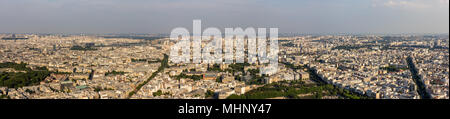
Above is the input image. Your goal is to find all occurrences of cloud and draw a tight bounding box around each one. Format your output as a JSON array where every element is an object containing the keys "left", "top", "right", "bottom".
[
  {"left": 372, "top": 0, "right": 449, "bottom": 9},
  {"left": 383, "top": 0, "right": 428, "bottom": 8}
]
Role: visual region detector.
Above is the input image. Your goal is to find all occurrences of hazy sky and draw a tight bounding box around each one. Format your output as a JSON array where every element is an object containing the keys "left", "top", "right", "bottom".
[{"left": 0, "top": 0, "right": 448, "bottom": 34}]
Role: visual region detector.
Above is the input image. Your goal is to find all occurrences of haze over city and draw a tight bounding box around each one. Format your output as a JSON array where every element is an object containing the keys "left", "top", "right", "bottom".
[{"left": 0, "top": 0, "right": 448, "bottom": 34}]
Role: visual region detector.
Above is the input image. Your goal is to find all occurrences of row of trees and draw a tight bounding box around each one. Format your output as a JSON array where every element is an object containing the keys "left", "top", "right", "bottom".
[
  {"left": 93, "top": 86, "right": 114, "bottom": 92},
  {"left": 70, "top": 45, "right": 97, "bottom": 51},
  {"left": 174, "top": 73, "right": 202, "bottom": 81},
  {"left": 207, "top": 64, "right": 222, "bottom": 72},
  {"left": 105, "top": 70, "right": 126, "bottom": 76},
  {"left": 128, "top": 54, "right": 169, "bottom": 98},
  {"left": 130, "top": 58, "right": 162, "bottom": 64},
  {"left": 379, "top": 65, "right": 408, "bottom": 73},
  {"left": 131, "top": 58, "right": 147, "bottom": 62},
  {"left": 407, "top": 56, "right": 431, "bottom": 99}
]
